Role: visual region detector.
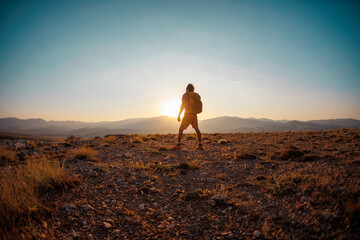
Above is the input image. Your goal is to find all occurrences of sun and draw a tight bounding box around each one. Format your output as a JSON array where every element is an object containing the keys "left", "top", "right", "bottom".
[{"left": 161, "top": 99, "right": 181, "bottom": 117}]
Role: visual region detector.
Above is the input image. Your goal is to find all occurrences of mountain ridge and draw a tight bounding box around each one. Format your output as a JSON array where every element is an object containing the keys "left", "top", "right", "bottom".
[{"left": 0, "top": 116, "right": 359, "bottom": 138}]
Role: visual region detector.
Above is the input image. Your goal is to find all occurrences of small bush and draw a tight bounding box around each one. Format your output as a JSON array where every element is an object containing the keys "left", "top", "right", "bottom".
[
  {"left": 71, "top": 147, "right": 97, "bottom": 160},
  {"left": 131, "top": 136, "right": 143, "bottom": 144},
  {"left": 0, "top": 156, "right": 72, "bottom": 231},
  {"left": 104, "top": 136, "right": 117, "bottom": 144},
  {"left": 279, "top": 147, "right": 304, "bottom": 161},
  {"left": 0, "top": 147, "right": 17, "bottom": 165},
  {"left": 65, "top": 135, "right": 81, "bottom": 142}
]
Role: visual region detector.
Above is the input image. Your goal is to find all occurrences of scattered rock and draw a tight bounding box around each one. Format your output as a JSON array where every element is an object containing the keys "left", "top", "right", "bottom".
[
  {"left": 253, "top": 230, "right": 262, "bottom": 238},
  {"left": 210, "top": 195, "right": 227, "bottom": 205},
  {"left": 279, "top": 147, "right": 304, "bottom": 160},
  {"left": 63, "top": 204, "right": 76, "bottom": 211},
  {"left": 155, "top": 209, "right": 165, "bottom": 216},
  {"left": 255, "top": 175, "right": 266, "bottom": 180},
  {"left": 178, "top": 163, "right": 190, "bottom": 170},
  {"left": 81, "top": 204, "right": 94, "bottom": 211},
  {"left": 103, "top": 222, "right": 112, "bottom": 229},
  {"left": 300, "top": 154, "right": 320, "bottom": 162},
  {"left": 41, "top": 221, "right": 47, "bottom": 229},
  {"left": 218, "top": 139, "right": 228, "bottom": 144},
  {"left": 116, "top": 178, "right": 124, "bottom": 184},
  {"left": 184, "top": 191, "right": 202, "bottom": 201},
  {"left": 323, "top": 212, "right": 332, "bottom": 221},
  {"left": 236, "top": 153, "right": 257, "bottom": 160},
  {"left": 67, "top": 228, "right": 79, "bottom": 238}
]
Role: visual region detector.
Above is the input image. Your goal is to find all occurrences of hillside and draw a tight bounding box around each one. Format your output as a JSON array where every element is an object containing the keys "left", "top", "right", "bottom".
[
  {"left": 0, "top": 128, "right": 359, "bottom": 239},
  {"left": 1, "top": 117, "right": 360, "bottom": 137}
]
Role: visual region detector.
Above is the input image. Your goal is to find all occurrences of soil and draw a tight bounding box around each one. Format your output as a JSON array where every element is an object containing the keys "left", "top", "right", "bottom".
[{"left": 1, "top": 128, "right": 360, "bottom": 239}]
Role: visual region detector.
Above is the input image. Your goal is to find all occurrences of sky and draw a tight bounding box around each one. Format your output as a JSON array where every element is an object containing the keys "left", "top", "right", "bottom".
[{"left": 0, "top": 0, "right": 359, "bottom": 122}]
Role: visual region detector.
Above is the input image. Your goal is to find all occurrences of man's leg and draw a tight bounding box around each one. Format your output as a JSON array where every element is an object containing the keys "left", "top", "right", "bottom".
[
  {"left": 194, "top": 127, "right": 201, "bottom": 144},
  {"left": 178, "top": 127, "right": 184, "bottom": 144}
]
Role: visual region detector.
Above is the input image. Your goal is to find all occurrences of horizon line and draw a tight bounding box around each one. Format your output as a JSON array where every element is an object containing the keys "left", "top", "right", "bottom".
[{"left": 1, "top": 115, "right": 359, "bottom": 123}]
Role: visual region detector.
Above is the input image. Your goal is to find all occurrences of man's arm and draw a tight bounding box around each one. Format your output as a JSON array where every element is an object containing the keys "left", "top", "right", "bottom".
[
  {"left": 177, "top": 94, "right": 189, "bottom": 122},
  {"left": 177, "top": 103, "right": 185, "bottom": 122}
]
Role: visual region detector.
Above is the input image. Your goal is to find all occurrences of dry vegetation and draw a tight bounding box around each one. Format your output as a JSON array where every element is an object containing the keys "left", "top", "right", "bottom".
[
  {"left": 0, "top": 128, "right": 359, "bottom": 239},
  {"left": 71, "top": 147, "right": 98, "bottom": 160},
  {"left": 0, "top": 155, "right": 73, "bottom": 238}
]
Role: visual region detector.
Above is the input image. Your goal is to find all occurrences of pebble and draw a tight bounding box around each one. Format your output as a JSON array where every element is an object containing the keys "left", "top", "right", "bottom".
[
  {"left": 210, "top": 195, "right": 227, "bottom": 205},
  {"left": 41, "top": 221, "right": 47, "bottom": 229},
  {"left": 103, "top": 222, "right": 112, "bottom": 229},
  {"left": 81, "top": 204, "right": 94, "bottom": 211},
  {"left": 324, "top": 212, "right": 332, "bottom": 220},
  {"left": 138, "top": 204, "right": 145, "bottom": 210},
  {"left": 253, "top": 230, "right": 262, "bottom": 238},
  {"left": 63, "top": 204, "right": 76, "bottom": 211},
  {"left": 218, "top": 139, "right": 228, "bottom": 144},
  {"left": 140, "top": 172, "right": 147, "bottom": 178},
  {"left": 114, "top": 229, "right": 121, "bottom": 235},
  {"left": 116, "top": 178, "right": 124, "bottom": 184},
  {"left": 67, "top": 228, "right": 79, "bottom": 238}
]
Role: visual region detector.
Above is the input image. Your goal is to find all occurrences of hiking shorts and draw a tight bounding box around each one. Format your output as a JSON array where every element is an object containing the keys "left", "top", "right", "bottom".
[{"left": 180, "top": 113, "right": 199, "bottom": 130}]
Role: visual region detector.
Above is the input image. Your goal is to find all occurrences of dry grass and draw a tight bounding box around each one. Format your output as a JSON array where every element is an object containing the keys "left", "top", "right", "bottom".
[
  {"left": 0, "top": 155, "right": 72, "bottom": 231},
  {"left": 131, "top": 135, "right": 151, "bottom": 144},
  {"left": 71, "top": 147, "right": 97, "bottom": 160},
  {"left": 0, "top": 147, "right": 17, "bottom": 164},
  {"left": 104, "top": 136, "right": 117, "bottom": 144},
  {"left": 131, "top": 136, "right": 143, "bottom": 144}
]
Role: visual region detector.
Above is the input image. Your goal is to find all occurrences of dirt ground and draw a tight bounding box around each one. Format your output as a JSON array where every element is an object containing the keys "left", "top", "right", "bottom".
[{"left": 1, "top": 128, "right": 359, "bottom": 239}]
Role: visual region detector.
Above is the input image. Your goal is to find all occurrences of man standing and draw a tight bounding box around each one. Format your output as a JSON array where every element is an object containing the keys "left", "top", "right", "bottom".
[{"left": 173, "top": 83, "right": 203, "bottom": 150}]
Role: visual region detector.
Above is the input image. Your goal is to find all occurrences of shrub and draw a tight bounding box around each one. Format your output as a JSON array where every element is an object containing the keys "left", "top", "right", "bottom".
[
  {"left": 65, "top": 135, "right": 81, "bottom": 142},
  {"left": 0, "top": 155, "right": 72, "bottom": 231},
  {"left": 131, "top": 136, "right": 143, "bottom": 144},
  {"left": 104, "top": 136, "right": 117, "bottom": 144},
  {"left": 71, "top": 147, "right": 97, "bottom": 160},
  {"left": 279, "top": 147, "right": 304, "bottom": 160},
  {"left": 0, "top": 147, "right": 17, "bottom": 165}
]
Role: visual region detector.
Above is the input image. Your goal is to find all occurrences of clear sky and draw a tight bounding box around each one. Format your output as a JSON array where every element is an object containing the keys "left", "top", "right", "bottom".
[{"left": 0, "top": 0, "right": 359, "bottom": 121}]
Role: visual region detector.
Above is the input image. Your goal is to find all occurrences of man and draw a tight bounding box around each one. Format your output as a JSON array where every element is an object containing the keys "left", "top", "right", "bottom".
[{"left": 173, "top": 83, "right": 203, "bottom": 150}]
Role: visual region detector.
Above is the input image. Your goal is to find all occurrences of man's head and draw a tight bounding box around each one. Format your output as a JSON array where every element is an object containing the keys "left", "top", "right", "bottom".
[{"left": 186, "top": 83, "right": 194, "bottom": 93}]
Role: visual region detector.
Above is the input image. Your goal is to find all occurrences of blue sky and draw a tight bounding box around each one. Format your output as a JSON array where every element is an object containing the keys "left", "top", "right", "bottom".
[{"left": 0, "top": 0, "right": 359, "bottom": 121}]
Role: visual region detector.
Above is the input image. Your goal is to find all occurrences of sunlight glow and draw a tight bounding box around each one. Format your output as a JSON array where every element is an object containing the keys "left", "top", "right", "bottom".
[{"left": 161, "top": 99, "right": 181, "bottom": 117}]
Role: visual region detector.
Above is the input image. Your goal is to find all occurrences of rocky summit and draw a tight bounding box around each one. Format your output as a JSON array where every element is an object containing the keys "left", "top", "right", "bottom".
[{"left": 0, "top": 128, "right": 359, "bottom": 239}]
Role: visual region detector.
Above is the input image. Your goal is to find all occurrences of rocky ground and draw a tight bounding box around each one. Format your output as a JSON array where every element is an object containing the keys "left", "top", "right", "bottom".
[{"left": 1, "top": 128, "right": 359, "bottom": 239}]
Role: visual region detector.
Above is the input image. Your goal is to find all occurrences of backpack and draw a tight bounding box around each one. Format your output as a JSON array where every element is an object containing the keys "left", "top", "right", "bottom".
[{"left": 187, "top": 92, "right": 202, "bottom": 114}]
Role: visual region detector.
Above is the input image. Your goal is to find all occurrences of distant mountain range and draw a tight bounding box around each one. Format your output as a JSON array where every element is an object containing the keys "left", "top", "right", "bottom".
[{"left": 0, "top": 116, "right": 359, "bottom": 138}]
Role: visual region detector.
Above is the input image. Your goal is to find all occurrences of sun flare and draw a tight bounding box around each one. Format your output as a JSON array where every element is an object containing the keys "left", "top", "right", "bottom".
[{"left": 161, "top": 99, "right": 181, "bottom": 117}]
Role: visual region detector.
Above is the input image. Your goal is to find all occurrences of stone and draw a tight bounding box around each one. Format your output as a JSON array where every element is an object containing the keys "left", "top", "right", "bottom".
[
  {"left": 81, "top": 204, "right": 94, "bottom": 211},
  {"left": 155, "top": 209, "right": 165, "bottom": 215},
  {"left": 114, "top": 229, "right": 121, "bottom": 235},
  {"left": 67, "top": 228, "right": 79, "bottom": 238},
  {"left": 41, "top": 221, "right": 47, "bottom": 229},
  {"left": 324, "top": 212, "right": 332, "bottom": 221},
  {"left": 210, "top": 195, "right": 227, "bottom": 205},
  {"left": 140, "top": 172, "right": 147, "bottom": 178},
  {"left": 103, "top": 222, "right": 112, "bottom": 229},
  {"left": 138, "top": 204, "right": 145, "bottom": 210},
  {"left": 218, "top": 139, "right": 228, "bottom": 144},
  {"left": 63, "top": 204, "right": 76, "bottom": 211},
  {"left": 253, "top": 230, "right": 262, "bottom": 238},
  {"left": 116, "top": 178, "right": 124, "bottom": 184}
]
